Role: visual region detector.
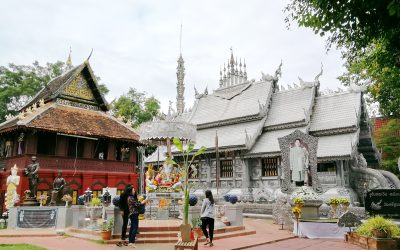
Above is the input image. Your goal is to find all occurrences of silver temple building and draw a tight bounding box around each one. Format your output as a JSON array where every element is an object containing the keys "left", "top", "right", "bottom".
[{"left": 145, "top": 49, "right": 400, "bottom": 204}]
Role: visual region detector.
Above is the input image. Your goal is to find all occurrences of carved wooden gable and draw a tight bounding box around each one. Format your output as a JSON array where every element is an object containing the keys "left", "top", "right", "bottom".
[{"left": 62, "top": 73, "right": 96, "bottom": 101}]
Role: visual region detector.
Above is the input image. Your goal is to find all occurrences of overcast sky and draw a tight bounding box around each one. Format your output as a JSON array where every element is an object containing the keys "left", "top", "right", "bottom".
[{"left": 0, "top": 0, "right": 346, "bottom": 113}]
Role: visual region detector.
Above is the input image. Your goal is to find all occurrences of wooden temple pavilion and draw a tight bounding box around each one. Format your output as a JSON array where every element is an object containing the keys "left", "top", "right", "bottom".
[{"left": 0, "top": 61, "right": 140, "bottom": 207}]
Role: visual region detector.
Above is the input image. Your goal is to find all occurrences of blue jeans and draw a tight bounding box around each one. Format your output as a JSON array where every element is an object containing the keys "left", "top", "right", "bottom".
[{"left": 128, "top": 214, "right": 139, "bottom": 243}]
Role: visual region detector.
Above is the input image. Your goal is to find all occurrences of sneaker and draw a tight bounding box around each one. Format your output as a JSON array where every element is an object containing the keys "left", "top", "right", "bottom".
[
  {"left": 128, "top": 243, "right": 136, "bottom": 248},
  {"left": 209, "top": 242, "right": 214, "bottom": 247}
]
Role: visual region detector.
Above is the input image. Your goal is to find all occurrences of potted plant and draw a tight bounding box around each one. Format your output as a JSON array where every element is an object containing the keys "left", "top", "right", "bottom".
[
  {"left": 356, "top": 216, "right": 400, "bottom": 239},
  {"left": 293, "top": 197, "right": 304, "bottom": 208},
  {"left": 291, "top": 207, "right": 301, "bottom": 219},
  {"left": 328, "top": 197, "right": 340, "bottom": 218},
  {"left": 100, "top": 217, "right": 114, "bottom": 240},
  {"left": 346, "top": 216, "right": 400, "bottom": 249},
  {"left": 90, "top": 197, "right": 103, "bottom": 220},
  {"left": 191, "top": 217, "right": 203, "bottom": 238},
  {"left": 91, "top": 197, "right": 102, "bottom": 207},
  {"left": 167, "top": 137, "right": 206, "bottom": 242},
  {"left": 339, "top": 197, "right": 350, "bottom": 212}
]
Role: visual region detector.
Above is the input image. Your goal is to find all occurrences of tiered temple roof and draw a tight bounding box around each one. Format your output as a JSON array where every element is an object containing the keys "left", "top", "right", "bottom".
[
  {"left": 146, "top": 50, "right": 378, "bottom": 164},
  {"left": 0, "top": 61, "right": 139, "bottom": 142}
]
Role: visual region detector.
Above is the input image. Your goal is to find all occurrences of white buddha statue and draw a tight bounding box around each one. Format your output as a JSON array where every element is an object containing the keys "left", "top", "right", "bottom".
[{"left": 5, "top": 164, "right": 20, "bottom": 209}]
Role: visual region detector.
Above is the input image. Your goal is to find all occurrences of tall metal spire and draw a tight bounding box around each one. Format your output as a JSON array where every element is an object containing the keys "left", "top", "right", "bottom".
[
  {"left": 176, "top": 24, "right": 185, "bottom": 114},
  {"left": 66, "top": 46, "right": 73, "bottom": 70}
]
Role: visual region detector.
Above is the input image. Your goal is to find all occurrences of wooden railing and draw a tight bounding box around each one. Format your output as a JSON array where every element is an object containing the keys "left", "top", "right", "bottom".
[{"left": 0, "top": 154, "right": 136, "bottom": 173}]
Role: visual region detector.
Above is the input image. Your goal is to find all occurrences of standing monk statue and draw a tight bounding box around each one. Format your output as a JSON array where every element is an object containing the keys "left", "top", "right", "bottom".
[
  {"left": 24, "top": 156, "right": 40, "bottom": 198},
  {"left": 289, "top": 139, "right": 309, "bottom": 186},
  {"left": 50, "top": 171, "right": 66, "bottom": 206}
]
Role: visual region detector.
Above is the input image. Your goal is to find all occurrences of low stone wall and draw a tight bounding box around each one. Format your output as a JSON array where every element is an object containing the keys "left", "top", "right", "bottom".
[
  {"left": 8, "top": 206, "right": 72, "bottom": 230},
  {"left": 241, "top": 203, "right": 273, "bottom": 214}
]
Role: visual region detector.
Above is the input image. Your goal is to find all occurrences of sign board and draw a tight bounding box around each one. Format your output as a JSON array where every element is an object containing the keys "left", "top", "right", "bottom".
[
  {"left": 17, "top": 208, "right": 57, "bottom": 228},
  {"left": 365, "top": 189, "right": 400, "bottom": 218}
]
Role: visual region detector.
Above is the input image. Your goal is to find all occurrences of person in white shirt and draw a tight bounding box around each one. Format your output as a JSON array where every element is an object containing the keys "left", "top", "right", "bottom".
[{"left": 201, "top": 190, "right": 215, "bottom": 247}]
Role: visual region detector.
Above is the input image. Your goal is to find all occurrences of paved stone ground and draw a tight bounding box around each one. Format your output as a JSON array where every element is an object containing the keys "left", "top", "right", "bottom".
[
  {"left": 0, "top": 218, "right": 362, "bottom": 250},
  {"left": 247, "top": 238, "right": 363, "bottom": 250}
]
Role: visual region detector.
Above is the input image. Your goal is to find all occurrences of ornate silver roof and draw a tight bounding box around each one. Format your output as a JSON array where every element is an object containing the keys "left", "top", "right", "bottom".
[
  {"left": 310, "top": 92, "right": 361, "bottom": 133},
  {"left": 317, "top": 131, "right": 359, "bottom": 159},
  {"left": 188, "top": 80, "right": 273, "bottom": 127},
  {"left": 138, "top": 118, "right": 196, "bottom": 145},
  {"left": 264, "top": 87, "right": 315, "bottom": 128},
  {"left": 248, "top": 127, "right": 308, "bottom": 155}
]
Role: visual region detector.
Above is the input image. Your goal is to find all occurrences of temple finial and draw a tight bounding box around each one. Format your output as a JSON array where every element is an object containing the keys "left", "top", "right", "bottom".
[
  {"left": 85, "top": 48, "right": 93, "bottom": 63},
  {"left": 314, "top": 62, "right": 324, "bottom": 82},
  {"left": 179, "top": 23, "right": 183, "bottom": 55},
  {"left": 66, "top": 46, "right": 73, "bottom": 69}
]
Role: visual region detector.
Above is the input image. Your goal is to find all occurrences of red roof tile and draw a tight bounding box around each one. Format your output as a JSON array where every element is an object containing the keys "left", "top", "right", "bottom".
[{"left": 26, "top": 104, "right": 139, "bottom": 141}]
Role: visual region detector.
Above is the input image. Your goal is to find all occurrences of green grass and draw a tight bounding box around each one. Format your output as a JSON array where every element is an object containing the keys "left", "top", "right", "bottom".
[{"left": 0, "top": 244, "right": 48, "bottom": 250}]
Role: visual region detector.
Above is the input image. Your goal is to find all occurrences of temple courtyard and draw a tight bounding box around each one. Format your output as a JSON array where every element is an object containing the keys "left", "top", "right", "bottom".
[{"left": 0, "top": 218, "right": 361, "bottom": 250}]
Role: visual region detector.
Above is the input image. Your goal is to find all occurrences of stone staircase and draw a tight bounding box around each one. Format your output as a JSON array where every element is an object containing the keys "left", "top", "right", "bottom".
[{"left": 68, "top": 225, "right": 256, "bottom": 244}]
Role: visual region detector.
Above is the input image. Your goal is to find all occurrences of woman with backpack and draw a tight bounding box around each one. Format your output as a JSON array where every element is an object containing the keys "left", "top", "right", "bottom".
[
  {"left": 126, "top": 186, "right": 148, "bottom": 248},
  {"left": 201, "top": 190, "right": 215, "bottom": 247}
]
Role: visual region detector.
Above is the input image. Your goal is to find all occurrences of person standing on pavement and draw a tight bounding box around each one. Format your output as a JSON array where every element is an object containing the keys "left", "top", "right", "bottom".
[
  {"left": 127, "top": 186, "right": 148, "bottom": 248},
  {"left": 201, "top": 190, "right": 215, "bottom": 247},
  {"left": 116, "top": 184, "right": 132, "bottom": 247}
]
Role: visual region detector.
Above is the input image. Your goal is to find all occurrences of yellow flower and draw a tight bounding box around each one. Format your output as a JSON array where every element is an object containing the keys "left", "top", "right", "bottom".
[
  {"left": 293, "top": 197, "right": 304, "bottom": 205},
  {"left": 292, "top": 207, "right": 302, "bottom": 214}
]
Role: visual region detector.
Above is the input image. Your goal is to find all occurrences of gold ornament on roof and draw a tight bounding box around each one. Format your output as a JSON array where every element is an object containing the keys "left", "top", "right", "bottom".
[{"left": 63, "top": 74, "right": 95, "bottom": 101}]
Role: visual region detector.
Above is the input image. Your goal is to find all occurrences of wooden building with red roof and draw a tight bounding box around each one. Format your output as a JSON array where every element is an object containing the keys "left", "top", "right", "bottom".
[{"left": 0, "top": 61, "right": 140, "bottom": 206}]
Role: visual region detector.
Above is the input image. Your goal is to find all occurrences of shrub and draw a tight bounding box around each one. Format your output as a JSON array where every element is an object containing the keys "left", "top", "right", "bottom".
[
  {"left": 91, "top": 197, "right": 102, "bottom": 207},
  {"left": 191, "top": 217, "right": 201, "bottom": 229},
  {"left": 355, "top": 216, "right": 400, "bottom": 238},
  {"left": 101, "top": 218, "right": 114, "bottom": 231}
]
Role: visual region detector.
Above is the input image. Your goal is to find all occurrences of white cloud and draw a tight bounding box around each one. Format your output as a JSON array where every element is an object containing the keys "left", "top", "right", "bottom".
[{"left": 0, "top": 0, "right": 345, "bottom": 113}]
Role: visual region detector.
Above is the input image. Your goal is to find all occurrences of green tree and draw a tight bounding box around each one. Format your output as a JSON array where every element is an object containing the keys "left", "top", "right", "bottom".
[
  {"left": 112, "top": 87, "right": 161, "bottom": 128},
  {"left": 375, "top": 119, "right": 400, "bottom": 177},
  {"left": 0, "top": 61, "right": 109, "bottom": 123},
  {"left": 285, "top": 0, "right": 400, "bottom": 116}
]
